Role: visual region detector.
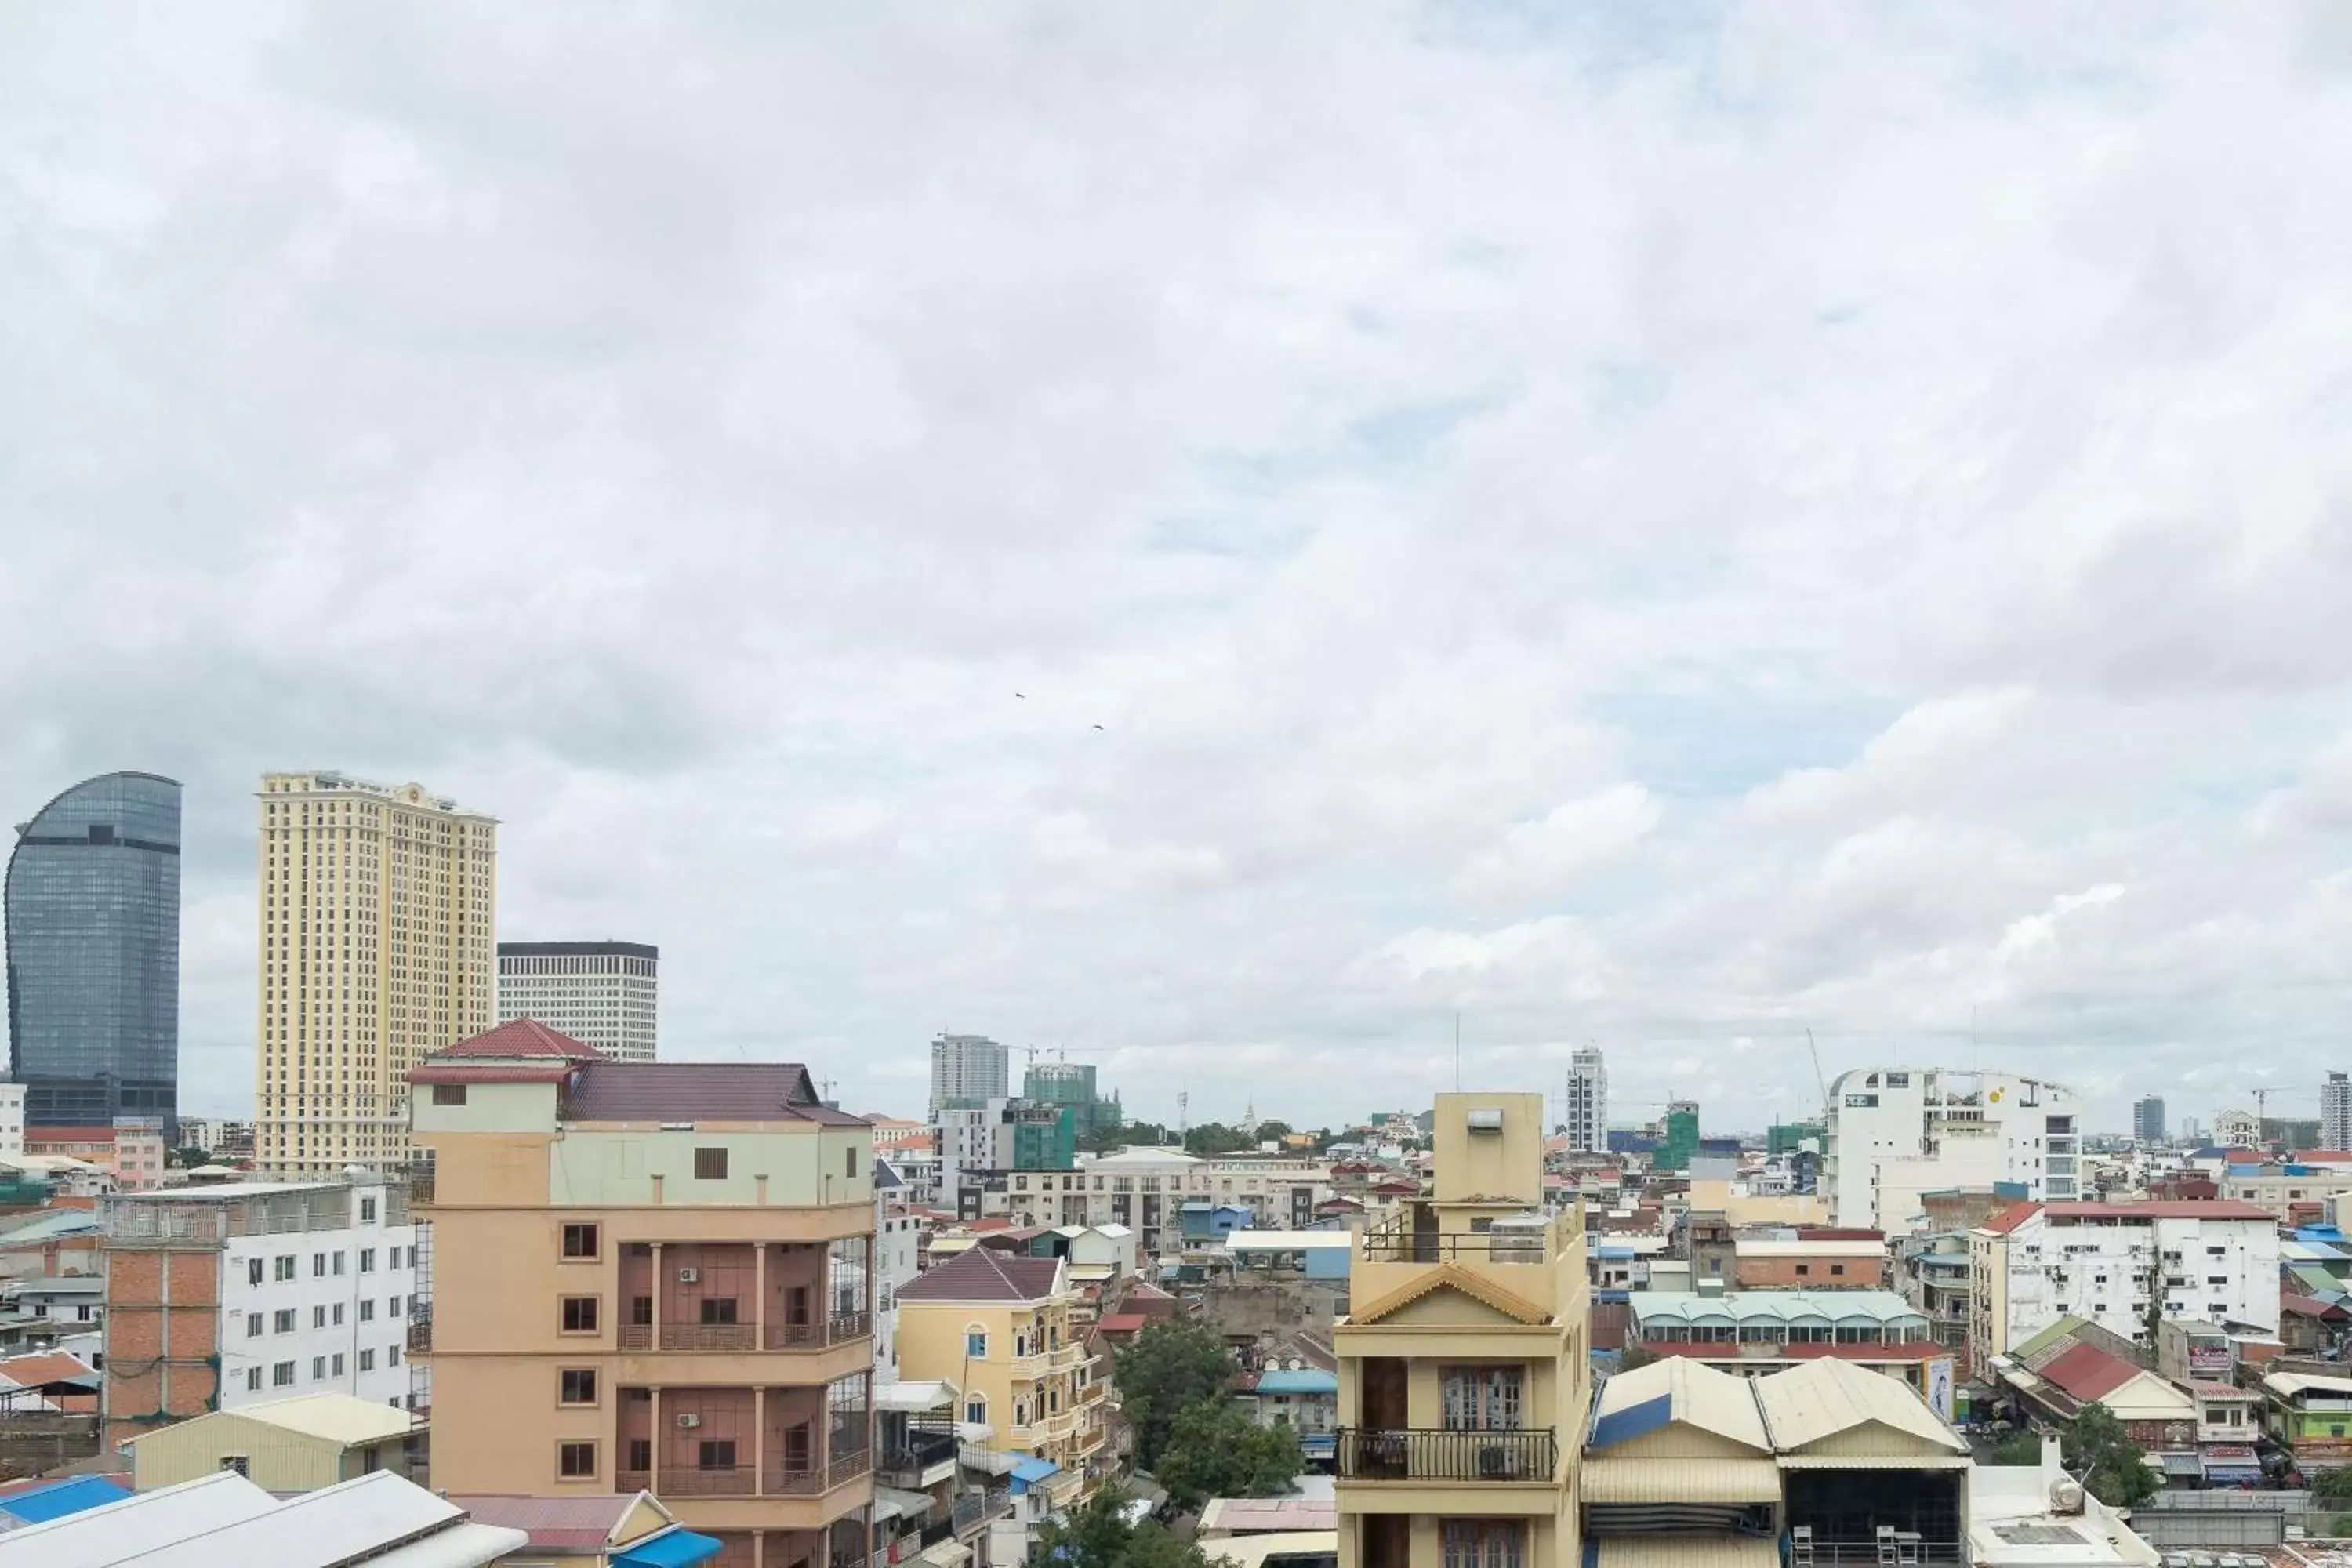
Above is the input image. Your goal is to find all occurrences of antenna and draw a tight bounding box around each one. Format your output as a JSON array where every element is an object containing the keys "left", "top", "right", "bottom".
[{"left": 1178, "top": 1090, "right": 1189, "bottom": 1145}]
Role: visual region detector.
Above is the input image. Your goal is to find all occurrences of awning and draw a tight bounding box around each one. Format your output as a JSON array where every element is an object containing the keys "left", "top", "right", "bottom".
[
  {"left": 1011, "top": 1456, "right": 1060, "bottom": 1488},
  {"left": 1581, "top": 1457, "right": 1781, "bottom": 1504},
  {"left": 874, "top": 1486, "right": 934, "bottom": 1524},
  {"left": 2158, "top": 1452, "right": 2204, "bottom": 1478},
  {"left": 878, "top": 1380, "right": 958, "bottom": 1413},
  {"left": 616, "top": 1527, "right": 726, "bottom": 1568},
  {"left": 918, "top": 1540, "right": 972, "bottom": 1568}
]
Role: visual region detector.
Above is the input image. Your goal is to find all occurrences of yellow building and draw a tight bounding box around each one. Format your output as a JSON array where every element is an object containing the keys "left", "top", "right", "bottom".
[
  {"left": 1335, "top": 1093, "right": 1589, "bottom": 1568},
  {"left": 256, "top": 771, "right": 498, "bottom": 1177},
  {"left": 123, "top": 1392, "right": 421, "bottom": 1492},
  {"left": 895, "top": 1247, "right": 1108, "bottom": 1512},
  {"left": 410, "top": 1018, "right": 877, "bottom": 1568}
]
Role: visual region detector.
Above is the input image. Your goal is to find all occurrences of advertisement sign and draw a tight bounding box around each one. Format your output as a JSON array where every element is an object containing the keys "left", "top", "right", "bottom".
[{"left": 1926, "top": 1357, "right": 1955, "bottom": 1422}]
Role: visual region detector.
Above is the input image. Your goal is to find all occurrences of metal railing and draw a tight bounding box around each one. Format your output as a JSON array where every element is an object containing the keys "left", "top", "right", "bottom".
[
  {"left": 616, "top": 1470, "right": 650, "bottom": 1494},
  {"left": 763, "top": 1310, "right": 872, "bottom": 1351},
  {"left": 662, "top": 1466, "right": 757, "bottom": 1497},
  {"left": 880, "top": 1429, "right": 960, "bottom": 1479},
  {"left": 1357, "top": 1225, "right": 1562, "bottom": 1265},
  {"left": 406, "top": 1317, "right": 431, "bottom": 1355},
  {"left": 766, "top": 1449, "right": 873, "bottom": 1495},
  {"left": 953, "top": 1487, "right": 1012, "bottom": 1534},
  {"left": 614, "top": 1323, "right": 757, "bottom": 1352},
  {"left": 1335, "top": 1427, "right": 1557, "bottom": 1482}
]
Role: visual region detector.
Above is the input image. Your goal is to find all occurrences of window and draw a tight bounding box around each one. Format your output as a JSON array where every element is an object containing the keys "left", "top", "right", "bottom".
[
  {"left": 313, "top": 1305, "right": 328, "bottom": 1330},
  {"left": 561, "top": 1369, "right": 598, "bottom": 1405},
  {"left": 360, "top": 1348, "right": 376, "bottom": 1371},
  {"left": 700, "top": 1298, "right": 740, "bottom": 1326},
  {"left": 332, "top": 1352, "right": 345, "bottom": 1376},
  {"left": 699, "top": 1439, "right": 738, "bottom": 1470},
  {"left": 1443, "top": 1522, "right": 1524, "bottom": 1568},
  {"left": 694, "top": 1147, "right": 728, "bottom": 1180},
  {"left": 1442, "top": 1367, "right": 1524, "bottom": 1431},
  {"left": 245, "top": 1367, "right": 263, "bottom": 1392},
  {"left": 360, "top": 1248, "right": 377, "bottom": 1273},
  {"left": 313, "top": 1253, "right": 327, "bottom": 1278},
  {"left": 333, "top": 1252, "right": 346, "bottom": 1275},
  {"left": 1831, "top": 1264, "right": 1846, "bottom": 1277},
  {"left": 246, "top": 1312, "right": 263, "bottom": 1338},
  {"left": 274, "top": 1308, "right": 296, "bottom": 1334},
  {"left": 245, "top": 1258, "right": 264, "bottom": 1287},
  {"left": 272, "top": 1361, "right": 296, "bottom": 1388},
  {"left": 390, "top": 1295, "right": 402, "bottom": 1316},
  {"left": 561, "top": 1224, "right": 600, "bottom": 1260},
  {"left": 361, "top": 1299, "right": 376, "bottom": 1323},
  {"left": 1795, "top": 1264, "right": 1810, "bottom": 1277},
  {"left": 333, "top": 1303, "right": 345, "bottom": 1326},
  {"left": 432, "top": 1084, "right": 468, "bottom": 1105},
  {"left": 561, "top": 1297, "right": 601, "bottom": 1334},
  {"left": 965, "top": 1396, "right": 987, "bottom": 1425},
  {"left": 627, "top": 1436, "right": 652, "bottom": 1472},
  {"left": 274, "top": 1255, "right": 296, "bottom": 1282},
  {"left": 558, "top": 1442, "right": 597, "bottom": 1479},
  {"left": 847, "top": 1148, "right": 858, "bottom": 1178},
  {"left": 361, "top": 1196, "right": 378, "bottom": 1222},
  {"left": 311, "top": 1356, "right": 327, "bottom": 1380},
  {"left": 967, "top": 1330, "right": 988, "bottom": 1358},
  {"left": 389, "top": 1344, "right": 402, "bottom": 1367}
]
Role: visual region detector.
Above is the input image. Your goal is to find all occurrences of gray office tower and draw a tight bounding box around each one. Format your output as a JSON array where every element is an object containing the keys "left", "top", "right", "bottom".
[
  {"left": 4, "top": 771, "right": 181, "bottom": 1129},
  {"left": 2132, "top": 1095, "right": 2166, "bottom": 1145}
]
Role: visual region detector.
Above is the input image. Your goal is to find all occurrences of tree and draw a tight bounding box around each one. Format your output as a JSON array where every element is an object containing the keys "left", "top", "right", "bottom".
[
  {"left": 1986, "top": 1434, "right": 2043, "bottom": 1467},
  {"left": 1254, "top": 1120, "right": 1293, "bottom": 1144},
  {"left": 168, "top": 1146, "right": 212, "bottom": 1168},
  {"left": 1114, "top": 1320, "right": 1237, "bottom": 1470},
  {"left": 1612, "top": 1345, "right": 1657, "bottom": 1372},
  {"left": 1182, "top": 1123, "right": 1254, "bottom": 1156},
  {"left": 1154, "top": 1399, "right": 1305, "bottom": 1510},
  {"left": 1035, "top": 1486, "right": 1211, "bottom": 1568},
  {"left": 2314, "top": 1468, "right": 2352, "bottom": 1508},
  {"left": 2063, "top": 1404, "right": 2158, "bottom": 1508}
]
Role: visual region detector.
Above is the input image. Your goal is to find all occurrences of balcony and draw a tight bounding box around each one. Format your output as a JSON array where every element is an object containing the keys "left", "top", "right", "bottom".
[
  {"left": 612, "top": 1450, "right": 873, "bottom": 1500},
  {"left": 878, "top": 1429, "right": 960, "bottom": 1489},
  {"left": 1336, "top": 1427, "right": 1558, "bottom": 1483},
  {"left": 619, "top": 1323, "right": 758, "bottom": 1352},
  {"left": 1080, "top": 1377, "right": 1107, "bottom": 1404},
  {"left": 664, "top": 1467, "right": 759, "bottom": 1497},
  {"left": 764, "top": 1311, "right": 873, "bottom": 1352},
  {"left": 771, "top": 1449, "right": 874, "bottom": 1494},
  {"left": 406, "top": 1316, "right": 432, "bottom": 1355},
  {"left": 1049, "top": 1342, "right": 1081, "bottom": 1369},
  {"left": 952, "top": 1486, "right": 1013, "bottom": 1535}
]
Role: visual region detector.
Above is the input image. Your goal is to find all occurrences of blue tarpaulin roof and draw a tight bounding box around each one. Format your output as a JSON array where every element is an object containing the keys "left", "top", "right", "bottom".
[
  {"left": 616, "top": 1526, "right": 726, "bottom": 1568},
  {"left": 1255, "top": 1369, "right": 1338, "bottom": 1396},
  {"left": 0, "top": 1475, "right": 132, "bottom": 1524},
  {"left": 1011, "top": 1457, "right": 1061, "bottom": 1490},
  {"left": 1588, "top": 1392, "right": 1671, "bottom": 1450}
]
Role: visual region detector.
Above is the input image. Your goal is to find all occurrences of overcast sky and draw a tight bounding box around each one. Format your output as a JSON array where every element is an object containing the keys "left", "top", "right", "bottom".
[{"left": 7, "top": 3, "right": 2351, "bottom": 1134}]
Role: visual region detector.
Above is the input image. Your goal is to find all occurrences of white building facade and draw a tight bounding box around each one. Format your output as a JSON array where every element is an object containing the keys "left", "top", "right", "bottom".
[
  {"left": 1822, "top": 1066, "right": 2082, "bottom": 1229},
  {"left": 872, "top": 1160, "right": 922, "bottom": 1387},
  {"left": 1968, "top": 1199, "right": 2278, "bottom": 1369},
  {"left": 495, "top": 941, "right": 658, "bottom": 1063},
  {"left": 106, "top": 1179, "right": 419, "bottom": 1416},
  {"left": 2325, "top": 1073, "right": 2352, "bottom": 1152},
  {"left": 928, "top": 1033, "right": 1008, "bottom": 1119},
  {"left": 0, "top": 1083, "right": 23, "bottom": 1162},
  {"left": 1566, "top": 1046, "right": 1608, "bottom": 1154}
]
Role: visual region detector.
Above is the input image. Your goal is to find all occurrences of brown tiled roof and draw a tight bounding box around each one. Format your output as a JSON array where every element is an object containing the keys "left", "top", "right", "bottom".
[
  {"left": 441, "top": 1494, "right": 642, "bottom": 1549},
  {"left": 896, "top": 1247, "right": 1062, "bottom": 1304},
  {"left": 434, "top": 1018, "right": 596, "bottom": 1061},
  {"left": 560, "top": 1063, "right": 866, "bottom": 1124},
  {"left": 412, "top": 1062, "right": 575, "bottom": 1087}
]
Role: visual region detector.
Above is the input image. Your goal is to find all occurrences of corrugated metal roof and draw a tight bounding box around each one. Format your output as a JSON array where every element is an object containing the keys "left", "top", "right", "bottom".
[
  {"left": 1751, "top": 1356, "right": 1967, "bottom": 1454},
  {"left": 444, "top": 1493, "right": 646, "bottom": 1550},
  {"left": 1198, "top": 1498, "right": 1335, "bottom": 1534},
  {"left": 1594, "top": 1537, "right": 1779, "bottom": 1568},
  {"left": 1580, "top": 1457, "right": 1781, "bottom": 1503},
  {"left": 2266, "top": 1371, "right": 2352, "bottom": 1398},
  {"left": 1224, "top": 1232, "right": 1352, "bottom": 1251},
  {"left": 1628, "top": 1290, "right": 1924, "bottom": 1328},
  {"left": 1201, "top": 1531, "right": 1338, "bottom": 1568},
  {"left": 1592, "top": 1358, "right": 1771, "bottom": 1453},
  {"left": 1253, "top": 1370, "right": 1336, "bottom": 1396},
  {"left": 1773, "top": 1454, "right": 1973, "bottom": 1469},
  {"left": 216, "top": 1392, "right": 416, "bottom": 1447}
]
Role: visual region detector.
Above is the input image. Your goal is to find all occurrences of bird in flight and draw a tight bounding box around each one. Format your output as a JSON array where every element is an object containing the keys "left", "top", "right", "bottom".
[
  {"left": 1092, "top": 724, "right": 1105, "bottom": 731},
  {"left": 1014, "top": 692, "right": 1026, "bottom": 699}
]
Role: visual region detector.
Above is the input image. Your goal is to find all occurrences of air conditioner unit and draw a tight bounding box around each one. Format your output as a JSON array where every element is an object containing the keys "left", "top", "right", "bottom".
[
  {"left": 677, "top": 1413, "right": 702, "bottom": 1429},
  {"left": 677, "top": 1267, "right": 699, "bottom": 1283}
]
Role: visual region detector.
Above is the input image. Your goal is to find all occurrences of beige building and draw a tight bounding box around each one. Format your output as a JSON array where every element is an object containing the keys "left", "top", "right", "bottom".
[
  {"left": 410, "top": 1018, "right": 877, "bottom": 1568},
  {"left": 123, "top": 1391, "right": 421, "bottom": 1492},
  {"left": 895, "top": 1247, "right": 1107, "bottom": 1513},
  {"left": 256, "top": 772, "right": 498, "bottom": 1177},
  {"left": 1334, "top": 1093, "right": 1591, "bottom": 1568}
]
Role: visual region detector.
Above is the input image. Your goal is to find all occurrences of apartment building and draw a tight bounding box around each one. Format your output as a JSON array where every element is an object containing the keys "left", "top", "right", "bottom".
[
  {"left": 895, "top": 1248, "right": 1107, "bottom": 1512},
  {"left": 1334, "top": 1093, "right": 1590, "bottom": 1568},
  {"left": 1968, "top": 1200, "right": 2279, "bottom": 1371},
  {"left": 1564, "top": 1048, "right": 1606, "bottom": 1156},
  {"left": 409, "top": 1018, "right": 877, "bottom": 1568},
  {"left": 256, "top": 771, "right": 498, "bottom": 1178},
  {"left": 980, "top": 1149, "right": 1334, "bottom": 1258},
  {"left": 497, "top": 941, "right": 659, "bottom": 1064},
  {"left": 1730, "top": 1233, "right": 1886, "bottom": 1290},
  {"left": 178, "top": 1116, "right": 256, "bottom": 1162},
  {"left": 1821, "top": 1067, "right": 2081, "bottom": 1229},
  {"left": 27, "top": 1116, "right": 165, "bottom": 1192},
  {"left": 2220, "top": 1157, "right": 2352, "bottom": 1221},
  {"left": 929, "top": 1036, "right": 1008, "bottom": 1120},
  {"left": 97, "top": 1177, "right": 417, "bottom": 1451}
]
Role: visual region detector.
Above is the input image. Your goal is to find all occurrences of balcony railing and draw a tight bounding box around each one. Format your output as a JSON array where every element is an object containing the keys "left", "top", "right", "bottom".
[
  {"left": 1049, "top": 1342, "right": 1081, "bottom": 1368},
  {"left": 764, "top": 1311, "right": 873, "bottom": 1351},
  {"left": 1357, "top": 1217, "right": 1566, "bottom": 1265},
  {"left": 616, "top": 1323, "right": 758, "bottom": 1352},
  {"left": 617, "top": 1470, "right": 650, "bottom": 1494},
  {"left": 880, "top": 1428, "right": 960, "bottom": 1482},
  {"left": 768, "top": 1448, "right": 873, "bottom": 1495},
  {"left": 406, "top": 1316, "right": 432, "bottom": 1355},
  {"left": 953, "top": 1486, "right": 1012, "bottom": 1534},
  {"left": 1336, "top": 1427, "right": 1558, "bottom": 1483},
  {"left": 662, "top": 1466, "right": 757, "bottom": 1496}
]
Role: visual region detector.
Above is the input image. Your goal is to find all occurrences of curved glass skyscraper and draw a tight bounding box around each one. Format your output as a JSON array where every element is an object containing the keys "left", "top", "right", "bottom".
[{"left": 4, "top": 771, "right": 181, "bottom": 1128}]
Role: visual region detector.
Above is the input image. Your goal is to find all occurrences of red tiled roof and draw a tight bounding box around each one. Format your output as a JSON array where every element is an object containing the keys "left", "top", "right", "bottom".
[
  {"left": 2291, "top": 1152, "right": 2352, "bottom": 1165},
  {"left": 433, "top": 1018, "right": 596, "bottom": 1061},
  {"left": 2187, "top": 1381, "right": 2252, "bottom": 1399},
  {"left": 896, "top": 1247, "right": 1062, "bottom": 1305},
  {"left": 1095, "top": 1313, "right": 1148, "bottom": 1334},
  {"left": 2282, "top": 1294, "right": 2350, "bottom": 1319},
  {"left": 1976, "top": 1201, "right": 2042, "bottom": 1236},
  {"left": 442, "top": 1494, "right": 641, "bottom": 1549},
  {"left": 2037, "top": 1341, "right": 2143, "bottom": 1403},
  {"left": 23, "top": 1128, "right": 113, "bottom": 1148},
  {"left": 2042, "top": 1200, "right": 2276, "bottom": 1221},
  {"left": 560, "top": 1063, "right": 866, "bottom": 1125}
]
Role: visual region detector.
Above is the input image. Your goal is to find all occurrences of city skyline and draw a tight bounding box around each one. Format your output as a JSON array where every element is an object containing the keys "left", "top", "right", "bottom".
[{"left": 10, "top": 8, "right": 2352, "bottom": 1131}]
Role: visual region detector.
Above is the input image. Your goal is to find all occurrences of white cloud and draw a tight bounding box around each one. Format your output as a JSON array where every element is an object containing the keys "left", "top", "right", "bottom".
[{"left": 2, "top": 4, "right": 2349, "bottom": 1131}]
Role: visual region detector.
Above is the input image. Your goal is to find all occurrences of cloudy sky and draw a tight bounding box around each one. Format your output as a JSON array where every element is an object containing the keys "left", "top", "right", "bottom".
[{"left": 7, "top": 3, "right": 2352, "bottom": 1134}]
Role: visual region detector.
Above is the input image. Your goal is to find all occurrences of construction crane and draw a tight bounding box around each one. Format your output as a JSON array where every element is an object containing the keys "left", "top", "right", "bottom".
[{"left": 1806, "top": 1028, "right": 1832, "bottom": 1123}]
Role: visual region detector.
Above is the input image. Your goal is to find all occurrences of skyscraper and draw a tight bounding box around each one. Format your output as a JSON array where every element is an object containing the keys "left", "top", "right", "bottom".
[
  {"left": 2132, "top": 1095, "right": 2167, "bottom": 1145},
  {"left": 928, "top": 1033, "right": 1007, "bottom": 1118},
  {"left": 2325, "top": 1073, "right": 2352, "bottom": 1152},
  {"left": 3, "top": 771, "right": 181, "bottom": 1130},
  {"left": 255, "top": 772, "right": 496, "bottom": 1177},
  {"left": 496, "top": 940, "right": 658, "bottom": 1062},
  {"left": 1565, "top": 1045, "right": 1607, "bottom": 1153}
]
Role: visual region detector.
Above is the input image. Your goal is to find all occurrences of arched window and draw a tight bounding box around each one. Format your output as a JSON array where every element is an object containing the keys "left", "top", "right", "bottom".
[{"left": 965, "top": 1393, "right": 988, "bottom": 1426}]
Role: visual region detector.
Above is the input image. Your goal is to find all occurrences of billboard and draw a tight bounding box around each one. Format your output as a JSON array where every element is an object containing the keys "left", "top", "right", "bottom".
[{"left": 1926, "top": 1356, "right": 1955, "bottom": 1422}]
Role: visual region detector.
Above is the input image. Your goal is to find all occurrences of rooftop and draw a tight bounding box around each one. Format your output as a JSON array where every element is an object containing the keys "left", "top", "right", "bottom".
[
  {"left": 1629, "top": 1290, "right": 1926, "bottom": 1326},
  {"left": 895, "top": 1247, "right": 1064, "bottom": 1305}
]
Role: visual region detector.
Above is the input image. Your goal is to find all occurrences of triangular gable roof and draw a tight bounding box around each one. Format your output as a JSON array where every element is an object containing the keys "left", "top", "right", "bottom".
[
  {"left": 1348, "top": 1261, "right": 1549, "bottom": 1327},
  {"left": 895, "top": 1246, "right": 1065, "bottom": 1305},
  {"left": 2036, "top": 1342, "right": 2141, "bottom": 1403},
  {"left": 1975, "top": 1200, "right": 2041, "bottom": 1236},
  {"left": 1590, "top": 1356, "right": 1770, "bottom": 1454},
  {"left": 1752, "top": 1356, "right": 1966, "bottom": 1455},
  {"left": 431, "top": 1018, "right": 595, "bottom": 1061}
]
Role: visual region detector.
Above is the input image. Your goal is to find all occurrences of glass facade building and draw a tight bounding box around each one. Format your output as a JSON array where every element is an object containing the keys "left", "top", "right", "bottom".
[{"left": 4, "top": 771, "right": 181, "bottom": 1129}]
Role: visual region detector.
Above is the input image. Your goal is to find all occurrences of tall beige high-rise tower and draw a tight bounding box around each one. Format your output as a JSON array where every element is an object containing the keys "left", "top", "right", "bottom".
[{"left": 255, "top": 771, "right": 496, "bottom": 1177}]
